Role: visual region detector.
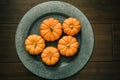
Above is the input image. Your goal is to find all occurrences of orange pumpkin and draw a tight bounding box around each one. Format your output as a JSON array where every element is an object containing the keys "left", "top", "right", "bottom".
[
  {"left": 62, "top": 17, "right": 81, "bottom": 36},
  {"left": 25, "top": 34, "right": 45, "bottom": 55},
  {"left": 41, "top": 47, "right": 60, "bottom": 65},
  {"left": 58, "top": 36, "right": 79, "bottom": 56},
  {"left": 40, "top": 18, "right": 62, "bottom": 41}
]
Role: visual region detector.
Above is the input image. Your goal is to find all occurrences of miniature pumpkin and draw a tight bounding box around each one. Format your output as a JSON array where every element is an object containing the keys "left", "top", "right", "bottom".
[
  {"left": 40, "top": 18, "right": 62, "bottom": 41},
  {"left": 25, "top": 34, "right": 45, "bottom": 55},
  {"left": 58, "top": 36, "right": 79, "bottom": 56},
  {"left": 41, "top": 47, "right": 60, "bottom": 65},
  {"left": 62, "top": 17, "right": 81, "bottom": 36}
]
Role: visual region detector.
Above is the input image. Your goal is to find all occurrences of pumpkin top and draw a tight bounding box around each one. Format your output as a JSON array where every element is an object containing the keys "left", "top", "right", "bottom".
[
  {"left": 25, "top": 34, "right": 45, "bottom": 55},
  {"left": 40, "top": 18, "right": 62, "bottom": 41},
  {"left": 62, "top": 17, "right": 81, "bottom": 36},
  {"left": 58, "top": 36, "right": 79, "bottom": 56},
  {"left": 41, "top": 46, "right": 60, "bottom": 65}
]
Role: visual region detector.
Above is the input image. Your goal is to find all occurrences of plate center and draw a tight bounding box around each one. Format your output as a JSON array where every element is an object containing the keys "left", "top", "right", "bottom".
[{"left": 27, "top": 13, "right": 81, "bottom": 67}]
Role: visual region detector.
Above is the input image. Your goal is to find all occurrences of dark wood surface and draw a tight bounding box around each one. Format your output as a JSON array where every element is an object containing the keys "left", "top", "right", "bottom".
[{"left": 0, "top": 0, "right": 120, "bottom": 80}]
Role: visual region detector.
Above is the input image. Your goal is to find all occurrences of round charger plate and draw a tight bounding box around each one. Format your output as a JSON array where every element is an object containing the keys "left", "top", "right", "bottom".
[{"left": 15, "top": 1, "right": 94, "bottom": 79}]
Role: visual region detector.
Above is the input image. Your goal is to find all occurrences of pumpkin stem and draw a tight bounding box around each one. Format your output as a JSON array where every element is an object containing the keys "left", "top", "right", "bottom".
[
  {"left": 67, "top": 43, "right": 70, "bottom": 48},
  {"left": 70, "top": 25, "right": 74, "bottom": 29},
  {"left": 49, "top": 54, "right": 52, "bottom": 59},
  {"left": 50, "top": 27, "right": 53, "bottom": 32},
  {"left": 34, "top": 43, "right": 37, "bottom": 48}
]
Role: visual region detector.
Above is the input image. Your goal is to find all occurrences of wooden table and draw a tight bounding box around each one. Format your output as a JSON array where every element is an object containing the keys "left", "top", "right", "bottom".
[{"left": 0, "top": 0, "right": 120, "bottom": 80}]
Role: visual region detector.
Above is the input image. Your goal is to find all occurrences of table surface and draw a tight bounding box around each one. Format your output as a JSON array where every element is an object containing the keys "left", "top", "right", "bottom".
[{"left": 0, "top": 0, "right": 120, "bottom": 80}]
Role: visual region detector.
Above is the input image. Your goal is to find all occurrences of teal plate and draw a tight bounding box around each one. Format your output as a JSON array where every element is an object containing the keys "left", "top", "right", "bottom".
[{"left": 15, "top": 1, "right": 94, "bottom": 79}]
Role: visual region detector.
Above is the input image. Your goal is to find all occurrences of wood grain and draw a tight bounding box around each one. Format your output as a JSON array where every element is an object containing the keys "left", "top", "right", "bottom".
[
  {"left": 0, "top": 0, "right": 120, "bottom": 80},
  {"left": 112, "top": 24, "right": 120, "bottom": 60},
  {"left": 66, "top": 62, "right": 120, "bottom": 80},
  {"left": 0, "top": 24, "right": 19, "bottom": 63},
  {"left": 0, "top": 63, "right": 43, "bottom": 80},
  {"left": 90, "top": 24, "right": 112, "bottom": 61},
  {"left": 0, "top": 0, "right": 120, "bottom": 23},
  {"left": 0, "top": 62, "right": 120, "bottom": 80}
]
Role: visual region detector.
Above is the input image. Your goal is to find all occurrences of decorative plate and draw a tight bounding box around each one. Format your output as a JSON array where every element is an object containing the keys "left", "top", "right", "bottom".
[{"left": 15, "top": 1, "right": 94, "bottom": 79}]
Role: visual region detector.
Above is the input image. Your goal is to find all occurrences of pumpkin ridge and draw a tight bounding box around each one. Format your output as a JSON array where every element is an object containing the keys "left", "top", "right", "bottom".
[
  {"left": 49, "top": 33, "right": 55, "bottom": 41},
  {"left": 71, "top": 45, "right": 78, "bottom": 49},
  {"left": 58, "top": 45, "right": 66, "bottom": 50},
  {"left": 37, "top": 36, "right": 43, "bottom": 41},
  {"left": 71, "top": 42, "right": 79, "bottom": 48},
  {"left": 36, "top": 38, "right": 42, "bottom": 44},
  {"left": 52, "top": 57, "right": 58, "bottom": 60},
  {"left": 42, "top": 57, "right": 48, "bottom": 62},
  {"left": 70, "top": 38, "right": 77, "bottom": 43},
  {"left": 62, "top": 23, "right": 69, "bottom": 29},
  {"left": 41, "top": 54, "right": 47, "bottom": 58},
  {"left": 40, "top": 29, "right": 50, "bottom": 37},
  {"left": 68, "top": 18, "right": 73, "bottom": 24},
  {"left": 51, "top": 32, "right": 57, "bottom": 40},
  {"left": 64, "top": 21, "right": 70, "bottom": 25},
  {"left": 74, "top": 20, "right": 80, "bottom": 26},
  {"left": 53, "top": 52, "right": 59, "bottom": 57},
  {"left": 44, "top": 32, "right": 51, "bottom": 41},
  {"left": 52, "top": 20, "right": 59, "bottom": 27},
  {"left": 37, "top": 44, "right": 43, "bottom": 49},
  {"left": 54, "top": 23, "right": 61, "bottom": 29},
  {"left": 27, "top": 36, "right": 33, "bottom": 42},
  {"left": 69, "top": 29, "right": 76, "bottom": 36},
  {"left": 64, "top": 19, "right": 70, "bottom": 25},
  {"left": 62, "top": 36, "right": 68, "bottom": 42},
  {"left": 65, "top": 28, "right": 71, "bottom": 35},
  {"left": 25, "top": 39, "right": 33, "bottom": 45},
  {"left": 64, "top": 27, "right": 70, "bottom": 30},
  {"left": 43, "top": 19, "right": 50, "bottom": 26},
  {"left": 53, "top": 29, "right": 61, "bottom": 36},
  {"left": 71, "top": 46, "right": 77, "bottom": 51},
  {"left": 35, "top": 37, "right": 42, "bottom": 43},
  {"left": 33, "top": 35, "right": 39, "bottom": 41},
  {"left": 52, "top": 32, "right": 59, "bottom": 39},
  {"left": 68, "top": 49, "right": 73, "bottom": 56},
  {"left": 65, "top": 49, "right": 70, "bottom": 56},
  {"left": 74, "top": 22, "right": 80, "bottom": 26},
  {"left": 26, "top": 45, "right": 33, "bottom": 51},
  {"left": 74, "top": 25, "right": 80, "bottom": 30},
  {"left": 44, "top": 49, "right": 49, "bottom": 54},
  {"left": 67, "top": 36, "right": 72, "bottom": 42},
  {"left": 60, "top": 47, "right": 67, "bottom": 53},
  {"left": 35, "top": 46, "right": 42, "bottom": 53},
  {"left": 51, "top": 58, "right": 56, "bottom": 65},
  {"left": 35, "top": 46, "right": 42, "bottom": 54},
  {"left": 37, "top": 39, "right": 45, "bottom": 44},
  {"left": 42, "top": 23, "right": 50, "bottom": 28},
  {"left": 54, "top": 28, "right": 62, "bottom": 33},
  {"left": 40, "top": 23, "right": 50, "bottom": 29},
  {"left": 29, "top": 47, "right": 35, "bottom": 54},
  {"left": 48, "top": 18, "right": 54, "bottom": 26},
  {"left": 72, "top": 18, "right": 77, "bottom": 23}
]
